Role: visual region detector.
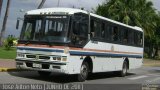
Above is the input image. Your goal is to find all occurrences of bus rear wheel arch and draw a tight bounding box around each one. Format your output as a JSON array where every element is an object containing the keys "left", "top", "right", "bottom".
[{"left": 84, "top": 57, "right": 93, "bottom": 73}]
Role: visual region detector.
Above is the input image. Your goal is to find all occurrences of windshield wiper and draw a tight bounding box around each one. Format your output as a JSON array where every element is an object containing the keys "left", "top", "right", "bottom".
[
  {"left": 25, "top": 40, "right": 30, "bottom": 45},
  {"left": 18, "top": 40, "right": 31, "bottom": 45}
]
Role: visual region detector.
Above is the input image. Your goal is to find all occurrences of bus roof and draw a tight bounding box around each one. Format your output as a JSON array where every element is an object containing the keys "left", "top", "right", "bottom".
[
  {"left": 26, "top": 7, "right": 143, "bottom": 32},
  {"left": 26, "top": 7, "right": 88, "bottom": 15}
]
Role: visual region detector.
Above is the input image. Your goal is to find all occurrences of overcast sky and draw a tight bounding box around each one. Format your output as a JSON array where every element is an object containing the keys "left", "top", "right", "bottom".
[{"left": 0, "top": 0, "right": 160, "bottom": 38}]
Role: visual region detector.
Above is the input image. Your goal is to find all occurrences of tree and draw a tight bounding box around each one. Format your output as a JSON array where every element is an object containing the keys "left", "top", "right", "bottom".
[
  {"left": 151, "top": 13, "right": 160, "bottom": 58},
  {"left": 94, "top": 0, "right": 159, "bottom": 58},
  {"left": 0, "top": 0, "right": 10, "bottom": 46}
]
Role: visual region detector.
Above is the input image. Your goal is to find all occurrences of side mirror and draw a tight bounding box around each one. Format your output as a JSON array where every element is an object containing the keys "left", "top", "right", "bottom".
[
  {"left": 16, "top": 17, "right": 24, "bottom": 30},
  {"left": 16, "top": 19, "right": 20, "bottom": 30}
]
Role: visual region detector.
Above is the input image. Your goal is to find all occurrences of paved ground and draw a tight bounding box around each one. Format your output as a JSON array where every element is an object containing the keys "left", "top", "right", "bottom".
[
  {"left": 0, "top": 59, "right": 160, "bottom": 90},
  {"left": 0, "top": 58, "right": 159, "bottom": 69},
  {"left": 0, "top": 66, "right": 160, "bottom": 90},
  {"left": 0, "top": 59, "right": 15, "bottom": 68},
  {"left": 0, "top": 59, "right": 16, "bottom": 72}
]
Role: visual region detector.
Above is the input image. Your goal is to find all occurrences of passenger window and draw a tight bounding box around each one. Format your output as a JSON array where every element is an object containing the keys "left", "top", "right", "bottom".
[
  {"left": 134, "top": 31, "right": 138, "bottom": 46},
  {"left": 123, "top": 29, "right": 128, "bottom": 44},
  {"left": 128, "top": 30, "right": 134, "bottom": 45},
  {"left": 101, "top": 23, "right": 105, "bottom": 39},
  {"left": 137, "top": 32, "right": 143, "bottom": 46},
  {"left": 108, "top": 26, "right": 112, "bottom": 41},
  {"left": 90, "top": 20, "right": 101, "bottom": 39},
  {"left": 90, "top": 19, "right": 94, "bottom": 37},
  {"left": 111, "top": 26, "right": 119, "bottom": 42},
  {"left": 71, "top": 14, "right": 89, "bottom": 46}
]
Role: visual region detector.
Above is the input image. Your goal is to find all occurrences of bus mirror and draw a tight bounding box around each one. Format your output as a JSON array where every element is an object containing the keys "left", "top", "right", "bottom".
[{"left": 16, "top": 19, "right": 20, "bottom": 30}]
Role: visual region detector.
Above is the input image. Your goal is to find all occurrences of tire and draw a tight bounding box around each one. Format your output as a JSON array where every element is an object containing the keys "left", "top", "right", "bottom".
[
  {"left": 120, "top": 61, "right": 128, "bottom": 77},
  {"left": 38, "top": 71, "right": 51, "bottom": 77},
  {"left": 78, "top": 62, "right": 89, "bottom": 82}
]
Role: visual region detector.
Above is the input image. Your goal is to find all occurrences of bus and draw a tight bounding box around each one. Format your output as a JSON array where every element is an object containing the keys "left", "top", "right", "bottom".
[{"left": 15, "top": 8, "right": 144, "bottom": 82}]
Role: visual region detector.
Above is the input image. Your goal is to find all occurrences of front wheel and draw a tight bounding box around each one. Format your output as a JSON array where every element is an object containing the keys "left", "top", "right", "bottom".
[
  {"left": 120, "top": 61, "right": 128, "bottom": 77},
  {"left": 78, "top": 62, "right": 89, "bottom": 82}
]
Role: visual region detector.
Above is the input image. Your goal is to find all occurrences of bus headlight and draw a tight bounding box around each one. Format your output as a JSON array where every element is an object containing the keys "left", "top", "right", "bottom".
[
  {"left": 57, "top": 57, "right": 61, "bottom": 61},
  {"left": 17, "top": 53, "right": 25, "bottom": 57},
  {"left": 62, "top": 57, "right": 67, "bottom": 61},
  {"left": 53, "top": 57, "right": 57, "bottom": 60}
]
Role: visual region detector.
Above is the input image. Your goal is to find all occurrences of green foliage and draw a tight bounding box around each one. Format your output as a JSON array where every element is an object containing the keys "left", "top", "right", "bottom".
[
  {"left": 155, "top": 56, "right": 160, "bottom": 60},
  {"left": 144, "top": 53, "right": 149, "bottom": 58},
  {"left": 94, "top": 0, "right": 160, "bottom": 58},
  {"left": 4, "top": 35, "right": 17, "bottom": 50}
]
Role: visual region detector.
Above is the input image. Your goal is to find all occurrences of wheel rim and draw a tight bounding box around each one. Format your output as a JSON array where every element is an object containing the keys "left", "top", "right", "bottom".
[
  {"left": 80, "top": 64, "right": 88, "bottom": 79},
  {"left": 122, "top": 62, "right": 127, "bottom": 74}
]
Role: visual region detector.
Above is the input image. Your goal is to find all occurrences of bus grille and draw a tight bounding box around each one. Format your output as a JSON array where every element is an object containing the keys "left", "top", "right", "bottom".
[
  {"left": 39, "top": 56, "right": 50, "bottom": 60},
  {"left": 26, "top": 55, "right": 36, "bottom": 58},
  {"left": 26, "top": 54, "right": 50, "bottom": 60}
]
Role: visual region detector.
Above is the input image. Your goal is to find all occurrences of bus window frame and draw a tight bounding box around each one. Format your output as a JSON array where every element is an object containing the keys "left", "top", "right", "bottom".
[{"left": 69, "top": 13, "right": 89, "bottom": 48}]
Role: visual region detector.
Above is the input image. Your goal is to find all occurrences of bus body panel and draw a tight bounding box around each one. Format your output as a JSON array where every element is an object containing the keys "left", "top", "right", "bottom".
[
  {"left": 15, "top": 8, "right": 144, "bottom": 78},
  {"left": 84, "top": 41, "right": 143, "bottom": 72}
]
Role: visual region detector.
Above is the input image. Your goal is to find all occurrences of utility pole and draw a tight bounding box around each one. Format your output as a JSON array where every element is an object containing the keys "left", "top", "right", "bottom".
[
  {"left": 57, "top": 0, "right": 60, "bottom": 7},
  {"left": 0, "top": 0, "right": 10, "bottom": 46},
  {"left": 0, "top": 0, "right": 3, "bottom": 15},
  {"left": 38, "top": 0, "right": 46, "bottom": 9}
]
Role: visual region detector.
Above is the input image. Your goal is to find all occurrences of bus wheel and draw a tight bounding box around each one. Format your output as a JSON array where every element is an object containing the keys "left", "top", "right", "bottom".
[
  {"left": 78, "top": 62, "right": 89, "bottom": 82},
  {"left": 38, "top": 71, "right": 51, "bottom": 77},
  {"left": 120, "top": 61, "right": 128, "bottom": 77}
]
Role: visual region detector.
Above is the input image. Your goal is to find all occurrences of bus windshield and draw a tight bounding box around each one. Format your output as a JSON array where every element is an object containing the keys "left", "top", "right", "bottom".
[{"left": 19, "top": 15, "right": 70, "bottom": 44}]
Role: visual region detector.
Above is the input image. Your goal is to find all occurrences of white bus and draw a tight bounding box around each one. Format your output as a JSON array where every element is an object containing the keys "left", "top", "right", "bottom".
[{"left": 15, "top": 8, "right": 144, "bottom": 82}]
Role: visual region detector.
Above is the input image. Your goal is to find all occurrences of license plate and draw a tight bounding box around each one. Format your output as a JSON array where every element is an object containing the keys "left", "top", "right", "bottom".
[{"left": 33, "top": 63, "right": 41, "bottom": 68}]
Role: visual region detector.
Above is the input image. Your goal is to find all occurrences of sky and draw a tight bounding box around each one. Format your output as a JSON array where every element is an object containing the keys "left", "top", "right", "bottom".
[{"left": 0, "top": 0, "right": 160, "bottom": 38}]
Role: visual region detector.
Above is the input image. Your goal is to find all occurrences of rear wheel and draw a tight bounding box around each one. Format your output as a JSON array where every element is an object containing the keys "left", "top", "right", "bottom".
[
  {"left": 120, "top": 61, "right": 128, "bottom": 77},
  {"left": 78, "top": 62, "right": 89, "bottom": 82},
  {"left": 38, "top": 71, "right": 51, "bottom": 77}
]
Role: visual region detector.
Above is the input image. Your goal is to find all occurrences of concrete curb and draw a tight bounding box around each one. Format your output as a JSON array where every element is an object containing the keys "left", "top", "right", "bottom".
[
  {"left": 0, "top": 68, "right": 29, "bottom": 72},
  {"left": 0, "top": 68, "right": 18, "bottom": 72}
]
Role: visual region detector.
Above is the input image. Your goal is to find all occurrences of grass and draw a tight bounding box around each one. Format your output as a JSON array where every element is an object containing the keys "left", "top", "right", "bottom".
[
  {"left": 143, "top": 58, "right": 160, "bottom": 66},
  {"left": 0, "top": 47, "right": 16, "bottom": 59}
]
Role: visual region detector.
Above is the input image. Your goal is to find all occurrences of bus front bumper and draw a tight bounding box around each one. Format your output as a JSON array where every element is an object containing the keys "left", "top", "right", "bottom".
[{"left": 15, "top": 59, "right": 68, "bottom": 74}]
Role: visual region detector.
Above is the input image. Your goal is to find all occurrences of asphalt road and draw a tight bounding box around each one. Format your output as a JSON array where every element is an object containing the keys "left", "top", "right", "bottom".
[{"left": 0, "top": 66, "right": 160, "bottom": 90}]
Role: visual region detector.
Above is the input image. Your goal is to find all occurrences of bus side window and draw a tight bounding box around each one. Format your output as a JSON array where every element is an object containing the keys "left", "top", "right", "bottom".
[
  {"left": 140, "top": 33, "right": 143, "bottom": 46},
  {"left": 123, "top": 29, "right": 128, "bottom": 44},
  {"left": 128, "top": 30, "right": 134, "bottom": 45},
  {"left": 137, "top": 32, "right": 143, "bottom": 46},
  {"left": 94, "top": 21, "right": 100, "bottom": 38},
  {"left": 101, "top": 22, "right": 105, "bottom": 39},
  {"left": 90, "top": 19, "right": 101, "bottom": 39},
  {"left": 111, "top": 26, "right": 119, "bottom": 42},
  {"left": 119, "top": 27, "right": 124, "bottom": 43},
  {"left": 134, "top": 31, "right": 138, "bottom": 46},
  {"left": 71, "top": 14, "right": 88, "bottom": 46},
  {"left": 108, "top": 26, "right": 112, "bottom": 42},
  {"left": 90, "top": 19, "right": 95, "bottom": 38}
]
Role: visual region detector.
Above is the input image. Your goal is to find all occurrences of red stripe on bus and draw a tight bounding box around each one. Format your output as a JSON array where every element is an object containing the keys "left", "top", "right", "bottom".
[{"left": 17, "top": 44, "right": 143, "bottom": 55}]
